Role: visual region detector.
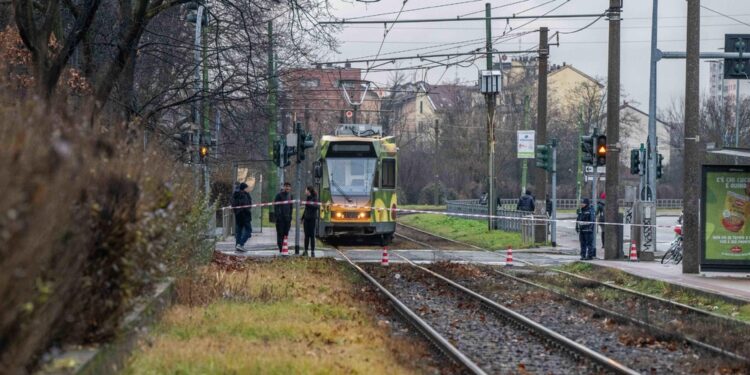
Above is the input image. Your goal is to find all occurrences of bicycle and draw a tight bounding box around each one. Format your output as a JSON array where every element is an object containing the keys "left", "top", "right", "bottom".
[{"left": 661, "top": 225, "right": 683, "bottom": 264}]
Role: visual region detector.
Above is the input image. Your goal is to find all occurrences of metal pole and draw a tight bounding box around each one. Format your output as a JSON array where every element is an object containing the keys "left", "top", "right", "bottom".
[
  {"left": 193, "top": 5, "right": 204, "bottom": 192},
  {"left": 294, "top": 122, "right": 302, "bottom": 255},
  {"left": 535, "top": 27, "right": 549, "bottom": 205},
  {"left": 551, "top": 139, "right": 557, "bottom": 247},
  {"left": 604, "top": 0, "right": 622, "bottom": 260},
  {"left": 592, "top": 167, "right": 598, "bottom": 258},
  {"left": 485, "top": 2, "right": 496, "bottom": 230},
  {"left": 683, "top": 0, "right": 700, "bottom": 274},
  {"left": 576, "top": 106, "right": 583, "bottom": 205},
  {"left": 735, "top": 79, "right": 741, "bottom": 164}
]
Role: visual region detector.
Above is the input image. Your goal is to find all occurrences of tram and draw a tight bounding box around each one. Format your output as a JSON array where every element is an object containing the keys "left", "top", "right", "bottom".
[{"left": 314, "top": 124, "right": 398, "bottom": 244}]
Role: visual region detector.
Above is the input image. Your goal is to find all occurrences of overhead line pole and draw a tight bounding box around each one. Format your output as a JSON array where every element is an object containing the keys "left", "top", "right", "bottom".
[
  {"left": 318, "top": 13, "right": 604, "bottom": 25},
  {"left": 485, "top": 2, "right": 496, "bottom": 230},
  {"left": 683, "top": 0, "right": 700, "bottom": 274},
  {"left": 535, "top": 27, "right": 549, "bottom": 209},
  {"left": 604, "top": 0, "right": 622, "bottom": 260}
]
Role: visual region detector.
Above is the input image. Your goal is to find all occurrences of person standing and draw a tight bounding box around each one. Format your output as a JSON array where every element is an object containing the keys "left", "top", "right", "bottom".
[
  {"left": 596, "top": 192, "right": 606, "bottom": 248},
  {"left": 576, "top": 198, "right": 596, "bottom": 260},
  {"left": 232, "top": 183, "right": 253, "bottom": 252},
  {"left": 274, "top": 182, "right": 294, "bottom": 253},
  {"left": 302, "top": 186, "right": 319, "bottom": 257},
  {"left": 545, "top": 194, "right": 552, "bottom": 217},
  {"left": 517, "top": 190, "right": 535, "bottom": 212}
]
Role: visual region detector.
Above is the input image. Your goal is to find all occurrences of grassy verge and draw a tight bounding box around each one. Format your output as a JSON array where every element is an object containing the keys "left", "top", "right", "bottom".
[
  {"left": 400, "top": 204, "right": 446, "bottom": 211},
  {"left": 558, "top": 262, "right": 750, "bottom": 322},
  {"left": 399, "top": 213, "right": 527, "bottom": 250},
  {"left": 124, "top": 257, "right": 436, "bottom": 374}
]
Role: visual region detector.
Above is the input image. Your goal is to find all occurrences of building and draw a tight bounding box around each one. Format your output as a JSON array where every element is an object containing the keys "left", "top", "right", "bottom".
[
  {"left": 708, "top": 60, "right": 750, "bottom": 105},
  {"left": 547, "top": 64, "right": 604, "bottom": 111},
  {"left": 382, "top": 82, "right": 478, "bottom": 147},
  {"left": 281, "top": 65, "right": 380, "bottom": 137},
  {"left": 616, "top": 102, "right": 672, "bottom": 166}
]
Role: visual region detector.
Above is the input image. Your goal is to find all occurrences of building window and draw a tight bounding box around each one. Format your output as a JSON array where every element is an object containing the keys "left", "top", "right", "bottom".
[
  {"left": 419, "top": 101, "right": 423, "bottom": 114},
  {"left": 382, "top": 159, "right": 396, "bottom": 189},
  {"left": 300, "top": 79, "right": 319, "bottom": 88}
]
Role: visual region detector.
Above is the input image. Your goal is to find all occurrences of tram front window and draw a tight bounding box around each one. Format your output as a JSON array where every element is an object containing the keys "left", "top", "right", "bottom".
[{"left": 327, "top": 158, "right": 377, "bottom": 197}]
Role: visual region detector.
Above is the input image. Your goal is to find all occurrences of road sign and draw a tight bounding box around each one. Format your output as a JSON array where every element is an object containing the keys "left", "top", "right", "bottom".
[
  {"left": 345, "top": 110, "right": 353, "bottom": 118},
  {"left": 584, "top": 166, "right": 606, "bottom": 173},
  {"left": 585, "top": 175, "right": 605, "bottom": 182},
  {"left": 517, "top": 130, "right": 535, "bottom": 159}
]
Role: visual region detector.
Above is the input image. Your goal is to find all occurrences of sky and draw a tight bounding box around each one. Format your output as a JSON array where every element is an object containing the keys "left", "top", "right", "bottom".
[{"left": 321, "top": 0, "right": 750, "bottom": 113}]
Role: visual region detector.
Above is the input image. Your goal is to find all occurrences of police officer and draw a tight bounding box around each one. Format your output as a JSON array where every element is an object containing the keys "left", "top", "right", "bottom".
[
  {"left": 576, "top": 198, "right": 596, "bottom": 260},
  {"left": 517, "top": 190, "right": 535, "bottom": 212}
]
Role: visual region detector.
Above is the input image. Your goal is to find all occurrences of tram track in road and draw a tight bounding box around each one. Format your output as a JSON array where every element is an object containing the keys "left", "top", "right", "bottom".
[{"left": 344, "top": 249, "right": 638, "bottom": 374}]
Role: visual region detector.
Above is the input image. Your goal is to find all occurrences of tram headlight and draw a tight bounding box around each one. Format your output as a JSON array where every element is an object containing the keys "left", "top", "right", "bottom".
[
  {"left": 335, "top": 211, "right": 344, "bottom": 219},
  {"left": 357, "top": 212, "right": 366, "bottom": 219}
]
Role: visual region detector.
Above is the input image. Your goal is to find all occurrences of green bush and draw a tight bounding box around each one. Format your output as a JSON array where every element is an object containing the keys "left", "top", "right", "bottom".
[
  {"left": 417, "top": 183, "right": 456, "bottom": 205},
  {"left": 0, "top": 99, "right": 212, "bottom": 373}
]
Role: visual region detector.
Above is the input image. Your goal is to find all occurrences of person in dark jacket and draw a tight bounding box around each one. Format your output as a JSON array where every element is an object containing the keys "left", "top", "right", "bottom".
[
  {"left": 517, "top": 190, "right": 535, "bottom": 212},
  {"left": 596, "top": 192, "right": 606, "bottom": 248},
  {"left": 576, "top": 198, "right": 596, "bottom": 260},
  {"left": 302, "top": 186, "right": 319, "bottom": 257},
  {"left": 274, "top": 182, "right": 294, "bottom": 252},
  {"left": 545, "top": 194, "right": 552, "bottom": 217},
  {"left": 232, "top": 183, "right": 253, "bottom": 252}
]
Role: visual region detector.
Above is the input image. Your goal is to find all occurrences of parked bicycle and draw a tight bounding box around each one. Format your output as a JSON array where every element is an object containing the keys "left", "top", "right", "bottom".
[{"left": 661, "top": 223, "right": 683, "bottom": 264}]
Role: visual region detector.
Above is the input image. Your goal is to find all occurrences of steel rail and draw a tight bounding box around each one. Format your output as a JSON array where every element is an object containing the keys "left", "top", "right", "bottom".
[
  {"left": 394, "top": 253, "right": 639, "bottom": 375},
  {"left": 393, "top": 224, "right": 750, "bottom": 363},
  {"left": 552, "top": 268, "right": 750, "bottom": 325},
  {"left": 490, "top": 266, "right": 750, "bottom": 364},
  {"left": 335, "top": 250, "right": 487, "bottom": 375}
]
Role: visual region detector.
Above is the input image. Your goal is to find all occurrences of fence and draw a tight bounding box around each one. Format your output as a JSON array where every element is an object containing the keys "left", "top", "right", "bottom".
[
  {"left": 493, "top": 198, "right": 683, "bottom": 210},
  {"left": 446, "top": 199, "right": 529, "bottom": 233}
]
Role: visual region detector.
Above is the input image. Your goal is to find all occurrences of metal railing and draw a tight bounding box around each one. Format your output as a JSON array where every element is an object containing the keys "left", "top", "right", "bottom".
[{"left": 482, "top": 198, "right": 682, "bottom": 211}]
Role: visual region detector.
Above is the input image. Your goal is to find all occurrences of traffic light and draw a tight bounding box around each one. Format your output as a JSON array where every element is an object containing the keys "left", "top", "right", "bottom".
[
  {"left": 581, "top": 134, "right": 595, "bottom": 165},
  {"left": 297, "top": 131, "right": 314, "bottom": 161},
  {"left": 630, "top": 149, "right": 640, "bottom": 175},
  {"left": 272, "top": 139, "right": 281, "bottom": 167},
  {"left": 596, "top": 135, "right": 607, "bottom": 167},
  {"left": 656, "top": 153, "right": 664, "bottom": 179},
  {"left": 199, "top": 145, "right": 209, "bottom": 161},
  {"left": 535, "top": 144, "right": 550, "bottom": 171},
  {"left": 272, "top": 138, "right": 290, "bottom": 167}
]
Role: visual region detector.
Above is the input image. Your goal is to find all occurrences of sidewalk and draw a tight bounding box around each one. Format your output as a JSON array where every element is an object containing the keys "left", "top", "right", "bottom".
[
  {"left": 215, "top": 226, "right": 305, "bottom": 255},
  {"left": 589, "top": 259, "right": 750, "bottom": 302}
]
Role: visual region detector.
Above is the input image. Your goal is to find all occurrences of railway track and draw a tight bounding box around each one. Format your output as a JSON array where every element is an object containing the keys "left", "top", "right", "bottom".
[
  {"left": 338, "top": 248, "right": 638, "bottom": 374},
  {"left": 391, "top": 223, "right": 750, "bottom": 368}
]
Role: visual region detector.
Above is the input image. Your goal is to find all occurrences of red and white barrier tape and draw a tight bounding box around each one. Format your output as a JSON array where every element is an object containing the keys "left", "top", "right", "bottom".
[{"left": 222, "top": 199, "right": 676, "bottom": 230}]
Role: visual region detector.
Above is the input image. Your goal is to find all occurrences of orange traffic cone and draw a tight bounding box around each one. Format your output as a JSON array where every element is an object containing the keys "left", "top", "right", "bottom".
[
  {"left": 281, "top": 236, "right": 289, "bottom": 256},
  {"left": 505, "top": 246, "right": 513, "bottom": 266},
  {"left": 381, "top": 246, "right": 389, "bottom": 266},
  {"left": 629, "top": 241, "right": 638, "bottom": 262}
]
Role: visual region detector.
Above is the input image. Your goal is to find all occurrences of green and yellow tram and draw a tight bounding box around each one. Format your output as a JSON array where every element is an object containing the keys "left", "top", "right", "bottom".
[{"left": 314, "top": 124, "right": 398, "bottom": 244}]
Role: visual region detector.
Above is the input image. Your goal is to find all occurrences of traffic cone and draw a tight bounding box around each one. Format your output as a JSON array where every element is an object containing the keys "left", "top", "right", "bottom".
[
  {"left": 505, "top": 246, "right": 513, "bottom": 266},
  {"left": 629, "top": 241, "right": 638, "bottom": 262},
  {"left": 381, "top": 246, "right": 389, "bottom": 266},
  {"left": 281, "top": 236, "right": 289, "bottom": 256}
]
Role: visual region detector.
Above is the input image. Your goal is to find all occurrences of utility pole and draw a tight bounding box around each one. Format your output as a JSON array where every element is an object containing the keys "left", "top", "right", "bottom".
[
  {"left": 576, "top": 105, "right": 584, "bottom": 204},
  {"left": 294, "top": 121, "right": 303, "bottom": 255},
  {"left": 535, "top": 27, "right": 549, "bottom": 206},
  {"left": 267, "top": 21, "right": 279, "bottom": 203},
  {"left": 550, "top": 139, "right": 558, "bottom": 247},
  {"left": 604, "top": 0, "right": 622, "bottom": 260},
  {"left": 521, "top": 95, "right": 531, "bottom": 194},
  {"left": 192, "top": 5, "right": 205, "bottom": 192},
  {"left": 202, "top": 12, "right": 210, "bottom": 205},
  {"left": 485, "top": 2, "right": 497, "bottom": 230},
  {"left": 683, "top": 0, "right": 700, "bottom": 273}
]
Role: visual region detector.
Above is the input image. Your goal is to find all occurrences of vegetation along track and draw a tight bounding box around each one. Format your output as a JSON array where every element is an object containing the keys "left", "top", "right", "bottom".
[
  {"left": 428, "top": 261, "right": 749, "bottom": 374},
  {"left": 351, "top": 252, "right": 639, "bottom": 374}
]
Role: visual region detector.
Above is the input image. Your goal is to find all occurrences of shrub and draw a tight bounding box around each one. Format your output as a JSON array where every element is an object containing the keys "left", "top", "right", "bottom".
[
  {"left": 0, "top": 98, "right": 212, "bottom": 373},
  {"left": 417, "top": 183, "right": 455, "bottom": 205}
]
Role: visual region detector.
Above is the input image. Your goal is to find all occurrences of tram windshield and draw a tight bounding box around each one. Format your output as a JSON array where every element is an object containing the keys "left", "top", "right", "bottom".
[{"left": 326, "top": 158, "right": 377, "bottom": 197}]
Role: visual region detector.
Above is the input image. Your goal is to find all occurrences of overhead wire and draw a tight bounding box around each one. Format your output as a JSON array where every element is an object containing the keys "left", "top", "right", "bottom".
[
  {"left": 700, "top": 4, "right": 750, "bottom": 28},
  {"left": 458, "top": 0, "right": 532, "bottom": 18},
  {"left": 364, "top": 0, "right": 409, "bottom": 80},
  {"left": 343, "top": 0, "right": 484, "bottom": 21}
]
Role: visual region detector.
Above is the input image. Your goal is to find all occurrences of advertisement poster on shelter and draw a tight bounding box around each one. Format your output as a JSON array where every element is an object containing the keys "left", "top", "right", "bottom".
[{"left": 702, "top": 165, "right": 750, "bottom": 272}]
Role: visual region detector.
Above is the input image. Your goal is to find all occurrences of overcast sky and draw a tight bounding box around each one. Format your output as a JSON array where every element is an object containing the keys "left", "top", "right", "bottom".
[{"left": 322, "top": 0, "right": 750, "bottom": 112}]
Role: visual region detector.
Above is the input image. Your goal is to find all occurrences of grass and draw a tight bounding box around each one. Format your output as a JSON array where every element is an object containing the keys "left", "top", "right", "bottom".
[
  {"left": 558, "top": 262, "right": 750, "bottom": 322},
  {"left": 398, "top": 213, "right": 528, "bottom": 250},
  {"left": 124, "top": 258, "right": 434, "bottom": 374},
  {"left": 399, "top": 204, "right": 446, "bottom": 211}
]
